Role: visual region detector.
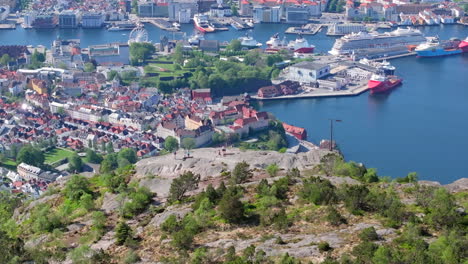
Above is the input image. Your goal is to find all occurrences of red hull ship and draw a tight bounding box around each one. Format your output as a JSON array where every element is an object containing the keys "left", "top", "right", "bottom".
[
  {"left": 368, "top": 75, "right": 402, "bottom": 94},
  {"left": 459, "top": 37, "right": 468, "bottom": 52}
]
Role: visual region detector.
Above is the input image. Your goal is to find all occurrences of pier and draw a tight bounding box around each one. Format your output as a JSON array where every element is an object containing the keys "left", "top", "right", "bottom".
[
  {"left": 140, "top": 18, "right": 180, "bottom": 31},
  {"left": 285, "top": 24, "right": 322, "bottom": 35},
  {"left": 252, "top": 83, "right": 369, "bottom": 101},
  {"left": 370, "top": 52, "right": 417, "bottom": 61}
]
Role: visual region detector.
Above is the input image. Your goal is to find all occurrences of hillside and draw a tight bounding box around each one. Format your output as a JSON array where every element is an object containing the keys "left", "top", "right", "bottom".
[{"left": 0, "top": 148, "right": 467, "bottom": 264}]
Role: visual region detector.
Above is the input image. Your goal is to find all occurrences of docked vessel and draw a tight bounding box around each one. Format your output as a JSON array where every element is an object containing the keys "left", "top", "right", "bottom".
[
  {"left": 193, "top": 14, "right": 215, "bottom": 33},
  {"left": 239, "top": 34, "right": 262, "bottom": 49},
  {"left": 457, "top": 36, "right": 468, "bottom": 52},
  {"left": 265, "top": 33, "right": 287, "bottom": 52},
  {"left": 458, "top": 37, "right": 468, "bottom": 52},
  {"left": 107, "top": 22, "right": 136, "bottom": 31},
  {"left": 288, "top": 34, "right": 315, "bottom": 53},
  {"left": 368, "top": 62, "right": 402, "bottom": 94},
  {"left": 329, "top": 27, "right": 426, "bottom": 57},
  {"left": 188, "top": 33, "right": 205, "bottom": 45},
  {"left": 415, "top": 37, "right": 466, "bottom": 57}
]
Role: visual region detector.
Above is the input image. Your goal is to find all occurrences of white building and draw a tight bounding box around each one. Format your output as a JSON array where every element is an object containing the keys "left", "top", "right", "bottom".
[
  {"left": 210, "top": 3, "right": 232, "bottom": 17},
  {"left": 284, "top": 61, "right": 331, "bottom": 83},
  {"left": 81, "top": 12, "right": 103, "bottom": 28},
  {"left": 253, "top": 6, "right": 280, "bottom": 23},
  {"left": 327, "top": 23, "right": 366, "bottom": 35},
  {"left": 0, "top": 5, "right": 9, "bottom": 21}
]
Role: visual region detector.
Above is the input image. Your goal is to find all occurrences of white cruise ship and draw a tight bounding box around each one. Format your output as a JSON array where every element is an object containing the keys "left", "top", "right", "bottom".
[{"left": 329, "top": 27, "right": 426, "bottom": 56}]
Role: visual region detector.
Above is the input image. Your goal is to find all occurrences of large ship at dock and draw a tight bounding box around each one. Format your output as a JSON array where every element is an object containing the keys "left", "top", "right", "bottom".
[
  {"left": 415, "top": 37, "right": 466, "bottom": 57},
  {"left": 329, "top": 27, "right": 426, "bottom": 57},
  {"left": 193, "top": 14, "right": 215, "bottom": 33},
  {"left": 368, "top": 61, "right": 402, "bottom": 94},
  {"left": 265, "top": 33, "right": 314, "bottom": 53}
]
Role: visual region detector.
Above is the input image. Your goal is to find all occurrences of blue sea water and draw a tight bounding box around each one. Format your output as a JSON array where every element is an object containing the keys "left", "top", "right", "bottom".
[{"left": 0, "top": 23, "right": 467, "bottom": 183}]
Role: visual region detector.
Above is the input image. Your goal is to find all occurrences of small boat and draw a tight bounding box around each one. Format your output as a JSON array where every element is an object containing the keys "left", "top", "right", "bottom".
[
  {"left": 239, "top": 34, "right": 262, "bottom": 49},
  {"left": 287, "top": 34, "right": 315, "bottom": 53},
  {"left": 188, "top": 34, "right": 205, "bottom": 45}
]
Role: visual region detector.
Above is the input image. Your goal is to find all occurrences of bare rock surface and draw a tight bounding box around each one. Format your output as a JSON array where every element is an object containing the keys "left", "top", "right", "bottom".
[
  {"left": 444, "top": 178, "right": 468, "bottom": 193},
  {"left": 90, "top": 231, "right": 116, "bottom": 251},
  {"left": 135, "top": 148, "right": 328, "bottom": 181},
  {"left": 101, "top": 192, "right": 122, "bottom": 214},
  {"left": 149, "top": 204, "right": 192, "bottom": 227}
]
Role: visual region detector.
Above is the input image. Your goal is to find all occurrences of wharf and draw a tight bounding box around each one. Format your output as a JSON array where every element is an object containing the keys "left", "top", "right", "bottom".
[
  {"left": 252, "top": 83, "right": 369, "bottom": 101},
  {"left": 285, "top": 24, "right": 322, "bottom": 35},
  {"left": 370, "top": 52, "right": 416, "bottom": 61},
  {"left": 0, "top": 23, "right": 16, "bottom": 29},
  {"left": 140, "top": 18, "right": 180, "bottom": 31}
]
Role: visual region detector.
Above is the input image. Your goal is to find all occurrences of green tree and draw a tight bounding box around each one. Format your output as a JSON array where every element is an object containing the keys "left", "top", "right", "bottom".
[
  {"left": 266, "top": 163, "right": 279, "bottom": 177},
  {"left": 168, "top": 171, "right": 200, "bottom": 202},
  {"left": 173, "top": 43, "right": 184, "bottom": 65},
  {"left": 106, "top": 142, "right": 114, "bottom": 154},
  {"left": 218, "top": 187, "right": 244, "bottom": 224},
  {"left": 0, "top": 54, "right": 11, "bottom": 66},
  {"left": 164, "top": 136, "right": 179, "bottom": 152},
  {"left": 326, "top": 206, "right": 346, "bottom": 226},
  {"left": 299, "top": 177, "right": 337, "bottom": 205},
  {"left": 63, "top": 175, "right": 92, "bottom": 201},
  {"left": 359, "top": 227, "right": 379, "bottom": 242},
  {"left": 181, "top": 137, "right": 196, "bottom": 151},
  {"left": 426, "top": 188, "right": 460, "bottom": 228},
  {"left": 16, "top": 145, "right": 44, "bottom": 167},
  {"left": 115, "top": 221, "right": 132, "bottom": 245},
  {"left": 84, "top": 62, "right": 96, "bottom": 72},
  {"left": 227, "top": 39, "right": 242, "bottom": 51},
  {"left": 129, "top": 42, "right": 156, "bottom": 64},
  {"left": 118, "top": 148, "right": 138, "bottom": 164},
  {"left": 68, "top": 152, "right": 83, "bottom": 173},
  {"left": 230, "top": 161, "right": 252, "bottom": 184},
  {"left": 86, "top": 149, "right": 103, "bottom": 164}
]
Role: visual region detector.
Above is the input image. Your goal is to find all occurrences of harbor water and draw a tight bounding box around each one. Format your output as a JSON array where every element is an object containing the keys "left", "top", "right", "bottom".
[{"left": 0, "top": 24, "right": 467, "bottom": 183}]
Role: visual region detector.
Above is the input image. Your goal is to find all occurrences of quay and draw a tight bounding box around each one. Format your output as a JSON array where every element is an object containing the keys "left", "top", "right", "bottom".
[
  {"left": 285, "top": 24, "right": 322, "bottom": 35},
  {"left": 140, "top": 18, "right": 180, "bottom": 31},
  {"left": 370, "top": 52, "right": 416, "bottom": 61},
  {"left": 251, "top": 83, "right": 369, "bottom": 101},
  {"left": 0, "top": 23, "right": 16, "bottom": 29}
]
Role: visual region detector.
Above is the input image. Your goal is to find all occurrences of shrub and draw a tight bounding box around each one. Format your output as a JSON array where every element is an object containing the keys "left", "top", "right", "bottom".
[
  {"left": 172, "top": 229, "right": 194, "bottom": 250},
  {"left": 359, "top": 227, "right": 379, "bottom": 242},
  {"left": 63, "top": 175, "right": 92, "bottom": 202},
  {"left": 318, "top": 241, "right": 332, "bottom": 252},
  {"left": 326, "top": 206, "right": 346, "bottom": 226},
  {"left": 218, "top": 187, "right": 244, "bottom": 224},
  {"left": 230, "top": 161, "right": 253, "bottom": 184},
  {"left": 266, "top": 163, "right": 279, "bottom": 177},
  {"left": 299, "top": 177, "right": 337, "bottom": 205},
  {"left": 115, "top": 222, "right": 132, "bottom": 245},
  {"left": 168, "top": 171, "right": 200, "bottom": 202}
]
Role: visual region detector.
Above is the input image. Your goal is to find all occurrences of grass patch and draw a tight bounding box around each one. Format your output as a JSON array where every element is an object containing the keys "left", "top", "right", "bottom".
[
  {"left": 0, "top": 158, "right": 17, "bottom": 171},
  {"left": 44, "top": 148, "right": 75, "bottom": 164}
]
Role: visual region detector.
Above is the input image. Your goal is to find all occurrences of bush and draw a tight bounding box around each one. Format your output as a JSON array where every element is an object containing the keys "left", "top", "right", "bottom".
[
  {"left": 231, "top": 161, "right": 253, "bottom": 184},
  {"left": 122, "top": 186, "right": 153, "bottom": 218},
  {"left": 359, "top": 227, "right": 379, "bottom": 242},
  {"left": 168, "top": 171, "right": 200, "bottom": 202},
  {"left": 172, "top": 229, "right": 194, "bottom": 250},
  {"left": 266, "top": 163, "right": 279, "bottom": 177},
  {"left": 115, "top": 222, "right": 132, "bottom": 245},
  {"left": 318, "top": 241, "right": 332, "bottom": 252},
  {"left": 161, "top": 214, "right": 181, "bottom": 233},
  {"left": 326, "top": 206, "right": 346, "bottom": 226},
  {"left": 299, "top": 177, "right": 337, "bottom": 205},
  {"left": 218, "top": 187, "right": 244, "bottom": 224},
  {"left": 63, "top": 175, "right": 92, "bottom": 201}
]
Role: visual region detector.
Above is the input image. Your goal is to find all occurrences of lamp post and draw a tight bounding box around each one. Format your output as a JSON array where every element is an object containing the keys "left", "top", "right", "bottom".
[{"left": 329, "top": 119, "right": 342, "bottom": 151}]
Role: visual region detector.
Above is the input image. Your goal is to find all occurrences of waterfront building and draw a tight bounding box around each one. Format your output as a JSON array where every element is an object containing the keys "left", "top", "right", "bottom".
[
  {"left": 284, "top": 61, "right": 330, "bottom": 83},
  {"left": 239, "top": 0, "right": 253, "bottom": 16},
  {"left": 253, "top": 6, "right": 280, "bottom": 23},
  {"left": 88, "top": 43, "right": 130, "bottom": 65},
  {"left": 283, "top": 123, "right": 307, "bottom": 140},
  {"left": 0, "top": 0, "right": 14, "bottom": 9},
  {"left": 168, "top": 0, "right": 198, "bottom": 22},
  {"left": 31, "top": 14, "right": 57, "bottom": 28},
  {"left": 285, "top": 5, "right": 310, "bottom": 24},
  {"left": 81, "top": 12, "right": 103, "bottom": 28},
  {"left": 138, "top": 0, "right": 169, "bottom": 17},
  {"left": 210, "top": 3, "right": 232, "bottom": 17},
  {"left": 302, "top": 0, "right": 321, "bottom": 17},
  {"left": 59, "top": 10, "right": 80, "bottom": 28},
  {"left": 345, "top": 2, "right": 396, "bottom": 21},
  {"left": 198, "top": 0, "right": 217, "bottom": 12},
  {"left": 0, "top": 5, "right": 9, "bottom": 22},
  {"left": 23, "top": 11, "right": 37, "bottom": 28},
  {"left": 327, "top": 23, "right": 366, "bottom": 35}
]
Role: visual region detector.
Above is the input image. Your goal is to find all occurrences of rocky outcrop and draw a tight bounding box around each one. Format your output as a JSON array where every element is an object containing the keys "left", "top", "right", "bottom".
[
  {"left": 135, "top": 148, "right": 329, "bottom": 180},
  {"left": 149, "top": 204, "right": 193, "bottom": 228},
  {"left": 444, "top": 178, "right": 468, "bottom": 193}
]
